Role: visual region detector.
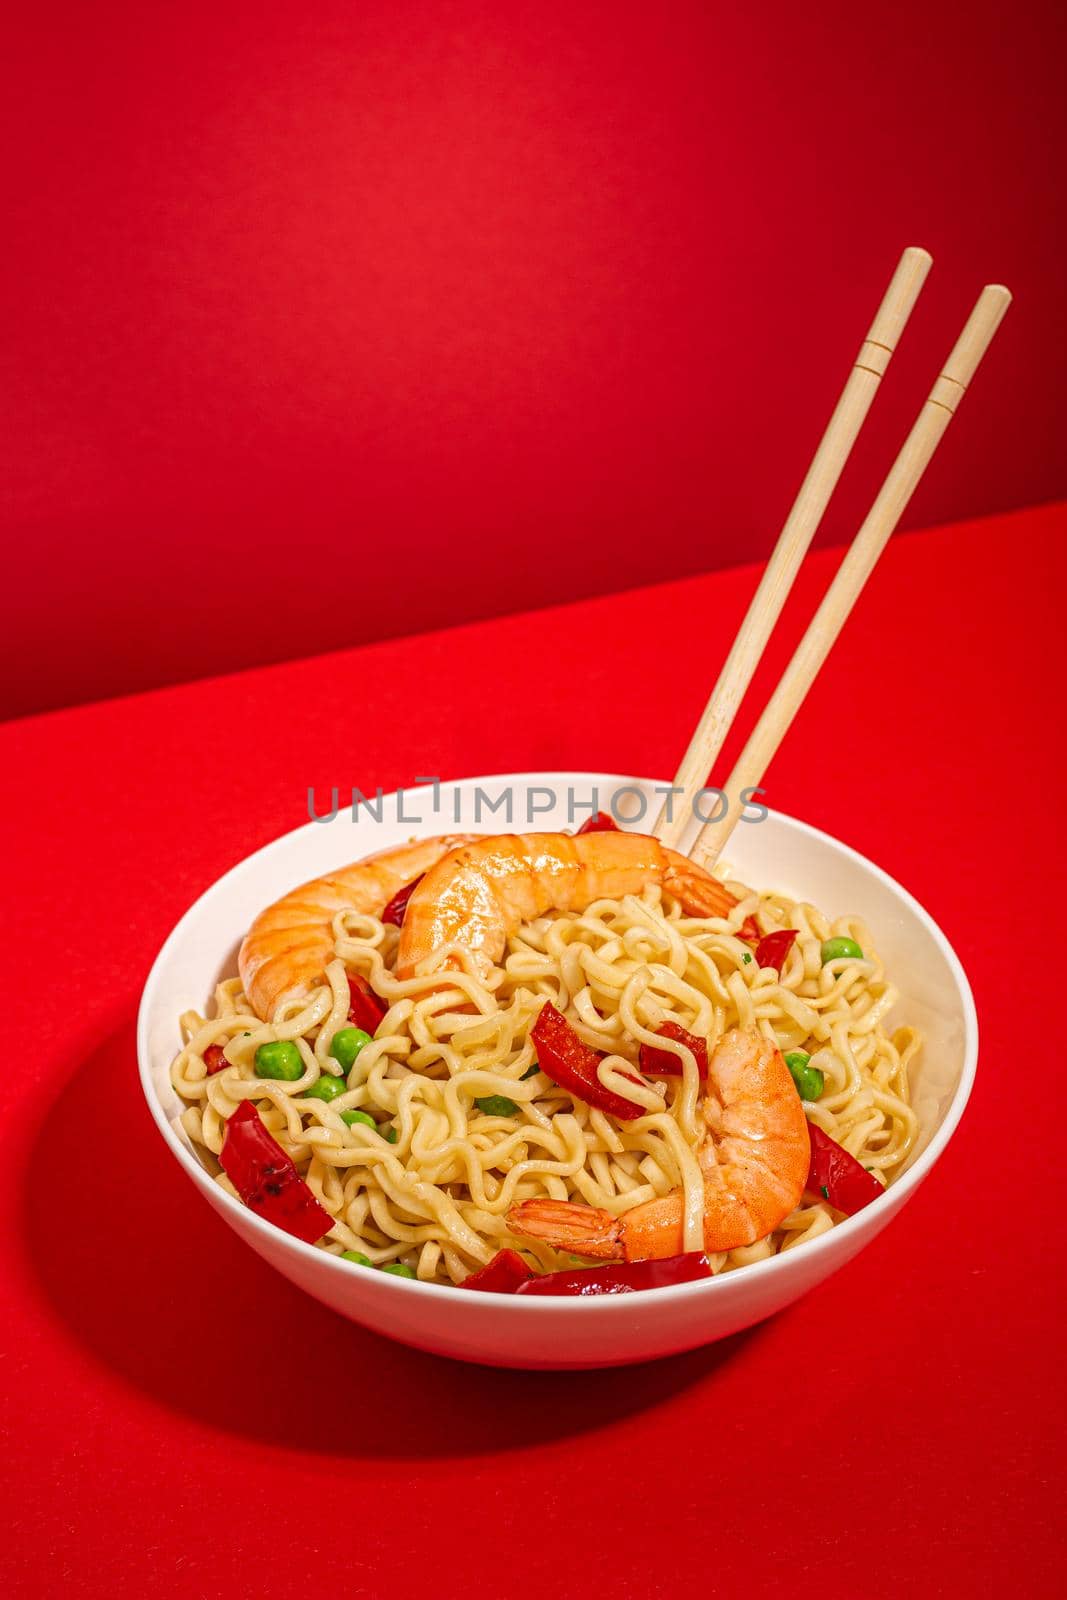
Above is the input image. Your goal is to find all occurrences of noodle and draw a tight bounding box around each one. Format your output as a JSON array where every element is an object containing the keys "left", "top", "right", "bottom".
[{"left": 171, "top": 875, "right": 921, "bottom": 1284}]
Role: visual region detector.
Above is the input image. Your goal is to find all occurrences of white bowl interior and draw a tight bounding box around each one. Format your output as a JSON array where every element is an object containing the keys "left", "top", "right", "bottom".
[{"left": 138, "top": 773, "right": 976, "bottom": 1367}]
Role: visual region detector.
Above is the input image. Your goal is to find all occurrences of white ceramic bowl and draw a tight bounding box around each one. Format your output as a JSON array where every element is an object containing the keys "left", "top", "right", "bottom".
[{"left": 138, "top": 772, "right": 977, "bottom": 1369}]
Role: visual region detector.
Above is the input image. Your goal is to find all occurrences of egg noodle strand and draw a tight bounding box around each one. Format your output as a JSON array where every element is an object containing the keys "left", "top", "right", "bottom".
[{"left": 172, "top": 879, "right": 920, "bottom": 1283}]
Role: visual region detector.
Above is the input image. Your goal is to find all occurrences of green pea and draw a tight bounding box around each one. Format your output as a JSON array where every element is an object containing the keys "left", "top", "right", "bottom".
[
  {"left": 341, "top": 1110, "right": 397, "bottom": 1142},
  {"left": 304, "top": 1072, "right": 347, "bottom": 1102},
  {"left": 794, "top": 1065, "right": 824, "bottom": 1101},
  {"left": 341, "top": 1109, "right": 377, "bottom": 1130},
  {"left": 521, "top": 1064, "right": 541, "bottom": 1080},
  {"left": 382, "top": 1262, "right": 416, "bottom": 1278},
  {"left": 784, "top": 1050, "right": 824, "bottom": 1101},
  {"left": 821, "top": 936, "right": 864, "bottom": 965},
  {"left": 475, "top": 1094, "right": 519, "bottom": 1117},
  {"left": 330, "top": 1026, "right": 372, "bottom": 1071},
  {"left": 254, "top": 1040, "right": 304, "bottom": 1080},
  {"left": 340, "top": 1250, "right": 373, "bottom": 1267}
]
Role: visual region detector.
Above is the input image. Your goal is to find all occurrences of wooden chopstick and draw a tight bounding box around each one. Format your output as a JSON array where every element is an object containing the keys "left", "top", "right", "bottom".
[
  {"left": 652, "top": 246, "right": 933, "bottom": 848},
  {"left": 687, "top": 282, "right": 1012, "bottom": 872}
]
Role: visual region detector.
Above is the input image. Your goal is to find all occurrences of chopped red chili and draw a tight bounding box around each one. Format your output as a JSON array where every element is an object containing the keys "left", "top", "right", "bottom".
[
  {"left": 575, "top": 812, "right": 619, "bottom": 834},
  {"left": 515, "top": 1252, "right": 711, "bottom": 1296},
  {"left": 753, "top": 928, "right": 799, "bottom": 971},
  {"left": 347, "top": 973, "right": 387, "bottom": 1033},
  {"left": 638, "top": 1020, "right": 709, "bottom": 1080},
  {"left": 219, "top": 1101, "right": 333, "bottom": 1243},
  {"left": 806, "top": 1122, "right": 884, "bottom": 1214},
  {"left": 530, "top": 1002, "right": 646, "bottom": 1120},
  {"left": 381, "top": 875, "right": 424, "bottom": 927},
  {"left": 204, "top": 1044, "right": 228, "bottom": 1075},
  {"left": 459, "top": 1249, "right": 534, "bottom": 1293}
]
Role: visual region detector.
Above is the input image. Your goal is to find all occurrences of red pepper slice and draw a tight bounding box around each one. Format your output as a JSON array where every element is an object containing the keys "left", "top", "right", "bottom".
[
  {"left": 754, "top": 928, "right": 799, "bottom": 971},
  {"left": 381, "top": 875, "right": 424, "bottom": 927},
  {"left": 219, "top": 1101, "right": 333, "bottom": 1244},
  {"left": 347, "top": 973, "right": 387, "bottom": 1034},
  {"left": 638, "top": 1020, "right": 709, "bottom": 1080},
  {"left": 575, "top": 812, "right": 619, "bottom": 834},
  {"left": 530, "top": 1002, "right": 646, "bottom": 1120},
  {"left": 204, "top": 1044, "right": 228, "bottom": 1075},
  {"left": 459, "top": 1249, "right": 534, "bottom": 1293},
  {"left": 806, "top": 1122, "right": 884, "bottom": 1215},
  {"left": 739, "top": 914, "right": 761, "bottom": 943},
  {"left": 516, "top": 1252, "right": 711, "bottom": 1296}
]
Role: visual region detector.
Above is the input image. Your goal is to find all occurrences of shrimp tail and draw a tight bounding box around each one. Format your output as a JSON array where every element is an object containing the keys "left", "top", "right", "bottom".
[{"left": 508, "top": 1199, "right": 625, "bottom": 1261}]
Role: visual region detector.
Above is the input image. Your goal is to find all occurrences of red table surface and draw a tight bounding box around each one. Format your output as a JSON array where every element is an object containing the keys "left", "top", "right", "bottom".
[{"left": 3, "top": 502, "right": 1065, "bottom": 1597}]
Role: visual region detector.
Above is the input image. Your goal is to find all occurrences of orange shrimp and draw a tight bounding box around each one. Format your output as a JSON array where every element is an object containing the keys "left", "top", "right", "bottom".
[
  {"left": 396, "top": 829, "right": 754, "bottom": 979},
  {"left": 238, "top": 834, "right": 474, "bottom": 1020},
  {"left": 507, "top": 1028, "right": 811, "bottom": 1259}
]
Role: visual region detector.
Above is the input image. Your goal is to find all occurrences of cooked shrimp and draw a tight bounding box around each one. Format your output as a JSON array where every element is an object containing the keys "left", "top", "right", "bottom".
[
  {"left": 508, "top": 1027, "right": 810, "bottom": 1258},
  {"left": 395, "top": 829, "right": 753, "bottom": 979},
  {"left": 239, "top": 835, "right": 474, "bottom": 1020}
]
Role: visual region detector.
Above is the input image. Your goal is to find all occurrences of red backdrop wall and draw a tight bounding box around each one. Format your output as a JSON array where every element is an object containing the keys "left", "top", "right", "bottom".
[{"left": 3, "top": 0, "right": 1064, "bottom": 721}]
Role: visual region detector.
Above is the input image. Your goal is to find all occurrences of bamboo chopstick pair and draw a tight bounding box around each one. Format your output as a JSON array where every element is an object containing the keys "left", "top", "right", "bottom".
[{"left": 652, "top": 249, "right": 1011, "bottom": 868}]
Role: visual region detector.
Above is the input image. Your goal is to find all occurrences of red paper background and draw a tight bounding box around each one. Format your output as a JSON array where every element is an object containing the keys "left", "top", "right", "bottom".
[
  {"left": 3, "top": 503, "right": 1065, "bottom": 1597},
  {"left": 3, "top": 0, "right": 1065, "bottom": 720}
]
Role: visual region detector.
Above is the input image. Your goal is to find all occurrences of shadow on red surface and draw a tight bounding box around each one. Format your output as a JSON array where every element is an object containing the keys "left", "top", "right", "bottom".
[{"left": 22, "top": 1020, "right": 755, "bottom": 1454}]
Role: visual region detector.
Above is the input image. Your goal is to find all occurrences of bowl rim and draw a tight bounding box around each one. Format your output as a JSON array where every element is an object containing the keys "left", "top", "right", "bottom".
[{"left": 137, "top": 769, "right": 979, "bottom": 1309}]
